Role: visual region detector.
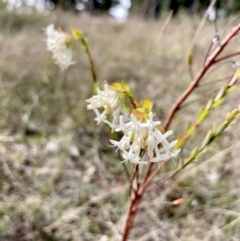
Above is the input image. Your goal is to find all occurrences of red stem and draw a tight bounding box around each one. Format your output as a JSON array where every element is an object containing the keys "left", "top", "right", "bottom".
[
  {"left": 214, "top": 51, "right": 240, "bottom": 64},
  {"left": 164, "top": 24, "right": 240, "bottom": 130},
  {"left": 121, "top": 192, "right": 142, "bottom": 241},
  {"left": 121, "top": 24, "right": 240, "bottom": 241},
  {"left": 86, "top": 47, "right": 97, "bottom": 83}
]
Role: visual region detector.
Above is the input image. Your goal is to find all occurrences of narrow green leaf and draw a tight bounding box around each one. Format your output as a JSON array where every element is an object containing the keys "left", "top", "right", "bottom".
[
  {"left": 71, "top": 28, "right": 83, "bottom": 41},
  {"left": 202, "top": 130, "right": 213, "bottom": 148},
  {"left": 121, "top": 81, "right": 131, "bottom": 93},
  {"left": 216, "top": 122, "right": 228, "bottom": 135},
  {"left": 206, "top": 99, "right": 213, "bottom": 110},
  {"left": 174, "top": 137, "right": 184, "bottom": 150},
  {"left": 226, "top": 109, "right": 238, "bottom": 122},
  {"left": 186, "top": 125, "right": 196, "bottom": 136},
  {"left": 71, "top": 28, "right": 88, "bottom": 49},
  {"left": 214, "top": 87, "right": 225, "bottom": 101},
  {"left": 197, "top": 108, "right": 208, "bottom": 122},
  {"left": 226, "top": 86, "right": 237, "bottom": 94},
  {"left": 211, "top": 98, "right": 224, "bottom": 109},
  {"left": 187, "top": 52, "right": 193, "bottom": 66},
  {"left": 229, "top": 69, "right": 240, "bottom": 86},
  {"left": 143, "top": 99, "right": 153, "bottom": 113},
  {"left": 189, "top": 147, "right": 200, "bottom": 159}
]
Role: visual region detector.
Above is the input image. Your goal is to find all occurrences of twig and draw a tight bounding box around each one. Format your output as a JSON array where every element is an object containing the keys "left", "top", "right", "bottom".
[
  {"left": 164, "top": 24, "right": 240, "bottom": 130},
  {"left": 85, "top": 46, "right": 97, "bottom": 84},
  {"left": 139, "top": 162, "right": 166, "bottom": 195},
  {"left": 181, "top": 87, "right": 219, "bottom": 109},
  {"left": 187, "top": 0, "right": 217, "bottom": 56},
  {"left": 214, "top": 51, "right": 240, "bottom": 64},
  {"left": 199, "top": 75, "right": 233, "bottom": 87},
  {"left": 121, "top": 21, "right": 240, "bottom": 241}
]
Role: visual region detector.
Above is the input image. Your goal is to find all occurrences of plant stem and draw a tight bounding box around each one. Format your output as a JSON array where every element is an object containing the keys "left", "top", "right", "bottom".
[
  {"left": 214, "top": 51, "right": 240, "bottom": 63},
  {"left": 121, "top": 23, "right": 240, "bottom": 241},
  {"left": 85, "top": 47, "right": 97, "bottom": 84},
  {"left": 121, "top": 190, "right": 142, "bottom": 241},
  {"left": 121, "top": 163, "right": 165, "bottom": 241},
  {"left": 164, "top": 24, "right": 240, "bottom": 130}
]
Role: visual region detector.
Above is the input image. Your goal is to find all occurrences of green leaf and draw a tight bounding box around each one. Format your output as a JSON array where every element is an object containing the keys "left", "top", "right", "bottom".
[
  {"left": 197, "top": 108, "right": 208, "bottom": 122},
  {"left": 214, "top": 87, "right": 225, "bottom": 101},
  {"left": 187, "top": 52, "right": 193, "bottom": 66},
  {"left": 121, "top": 81, "right": 131, "bottom": 93},
  {"left": 110, "top": 83, "right": 124, "bottom": 91},
  {"left": 189, "top": 147, "right": 200, "bottom": 159},
  {"left": 226, "top": 109, "right": 238, "bottom": 122},
  {"left": 211, "top": 98, "right": 224, "bottom": 109},
  {"left": 93, "top": 82, "right": 98, "bottom": 94},
  {"left": 216, "top": 122, "right": 228, "bottom": 135},
  {"left": 202, "top": 130, "right": 214, "bottom": 148},
  {"left": 143, "top": 99, "right": 153, "bottom": 113},
  {"left": 186, "top": 125, "right": 196, "bottom": 136},
  {"left": 229, "top": 69, "right": 240, "bottom": 86},
  {"left": 71, "top": 28, "right": 88, "bottom": 49},
  {"left": 226, "top": 86, "right": 237, "bottom": 93},
  {"left": 236, "top": 113, "right": 240, "bottom": 119},
  {"left": 110, "top": 81, "right": 131, "bottom": 94},
  {"left": 71, "top": 28, "right": 83, "bottom": 41},
  {"left": 174, "top": 137, "right": 184, "bottom": 150}
]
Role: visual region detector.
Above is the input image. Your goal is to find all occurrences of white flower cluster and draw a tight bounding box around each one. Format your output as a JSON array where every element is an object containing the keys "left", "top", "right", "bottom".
[
  {"left": 86, "top": 83, "right": 180, "bottom": 164},
  {"left": 45, "top": 24, "right": 75, "bottom": 70},
  {"left": 110, "top": 112, "right": 180, "bottom": 164},
  {"left": 86, "top": 83, "right": 124, "bottom": 127}
]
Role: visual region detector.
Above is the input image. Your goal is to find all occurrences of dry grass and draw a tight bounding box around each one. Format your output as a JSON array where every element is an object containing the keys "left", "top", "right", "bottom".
[{"left": 0, "top": 5, "right": 240, "bottom": 241}]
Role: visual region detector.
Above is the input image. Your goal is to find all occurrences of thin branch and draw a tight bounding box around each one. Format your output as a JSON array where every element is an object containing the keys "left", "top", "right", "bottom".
[
  {"left": 187, "top": 0, "right": 217, "bottom": 55},
  {"left": 85, "top": 46, "right": 97, "bottom": 84},
  {"left": 203, "top": 40, "right": 214, "bottom": 65},
  {"left": 164, "top": 24, "right": 240, "bottom": 130},
  {"left": 219, "top": 12, "right": 240, "bottom": 38},
  {"left": 198, "top": 75, "right": 233, "bottom": 87},
  {"left": 214, "top": 51, "right": 240, "bottom": 64},
  {"left": 139, "top": 161, "right": 167, "bottom": 195},
  {"left": 181, "top": 87, "right": 219, "bottom": 109},
  {"left": 121, "top": 20, "right": 240, "bottom": 241},
  {"left": 121, "top": 187, "right": 142, "bottom": 241}
]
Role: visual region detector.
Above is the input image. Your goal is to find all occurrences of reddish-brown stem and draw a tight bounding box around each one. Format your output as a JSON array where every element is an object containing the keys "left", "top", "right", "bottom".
[
  {"left": 121, "top": 162, "right": 167, "bottom": 241},
  {"left": 121, "top": 191, "right": 142, "bottom": 241},
  {"left": 164, "top": 24, "right": 240, "bottom": 130},
  {"left": 214, "top": 51, "right": 240, "bottom": 64},
  {"left": 139, "top": 161, "right": 167, "bottom": 194},
  {"left": 128, "top": 94, "right": 137, "bottom": 109},
  {"left": 121, "top": 24, "right": 240, "bottom": 241},
  {"left": 85, "top": 47, "right": 97, "bottom": 83}
]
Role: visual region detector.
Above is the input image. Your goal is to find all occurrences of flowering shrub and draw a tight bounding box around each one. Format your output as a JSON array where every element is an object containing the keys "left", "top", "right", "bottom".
[{"left": 45, "top": 21, "right": 240, "bottom": 241}]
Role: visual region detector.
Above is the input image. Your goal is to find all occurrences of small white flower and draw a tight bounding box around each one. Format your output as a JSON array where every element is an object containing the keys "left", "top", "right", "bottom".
[
  {"left": 45, "top": 24, "right": 75, "bottom": 70},
  {"left": 86, "top": 83, "right": 125, "bottom": 127},
  {"left": 111, "top": 112, "right": 180, "bottom": 164}
]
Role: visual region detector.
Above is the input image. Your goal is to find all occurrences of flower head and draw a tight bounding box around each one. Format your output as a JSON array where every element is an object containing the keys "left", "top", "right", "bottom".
[
  {"left": 45, "top": 24, "right": 75, "bottom": 70},
  {"left": 86, "top": 82, "right": 126, "bottom": 128},
  {"left": 110, "top": 112, "right": 180, "bottom": 164}
]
